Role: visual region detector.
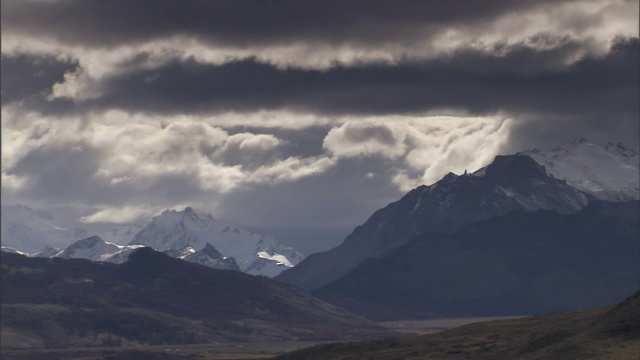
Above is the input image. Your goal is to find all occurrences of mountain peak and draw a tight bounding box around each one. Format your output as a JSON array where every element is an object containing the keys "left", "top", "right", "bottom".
[
  {"left": 484, "top": 154, "right": 547, "bottom": 181},
  {"left": 201, "top": 243, "right": 223, "bottom": 258},
  {"left": 129, "top": 208, "right": 304, "bottom": 277},
  {"left": 278, "top": 150, "right": 592, "bottom": 290},
  {"left": 606, "top": 142, "right": 637, "bottom": 158},
  {"left": 522, "top": 140, "right": 639, "bottom": 201},
  {"left": 72, "top": 236, "right": 104, "bottom": 248},
  {"left": 442, "top": 172, "right": 458, "bottom": 181}
]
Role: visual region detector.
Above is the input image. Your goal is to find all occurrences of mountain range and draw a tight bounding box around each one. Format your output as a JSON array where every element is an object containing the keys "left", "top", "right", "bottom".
[
  {"left": 1, "top": 206, "right": 304, "bottom": 277},
  {"left": 276, "top": 139, "right": 639, "bottom": 317},
  {"left": 313, "top": 200, "right": 639, "bottom": 319},
  {"left": 129, "top": 207, "right": 304, "bottom": 277},
  {"left": 0, "top": 204, "right": 89, "bottom": 255}
]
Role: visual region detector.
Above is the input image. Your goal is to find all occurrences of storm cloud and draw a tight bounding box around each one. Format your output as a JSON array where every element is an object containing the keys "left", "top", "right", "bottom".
[
  {"left": 1, "top": 0, "right": 590, "bottom": 49},
  {"left": 52, "top": 37, "right": 636, "bottom": 120}
]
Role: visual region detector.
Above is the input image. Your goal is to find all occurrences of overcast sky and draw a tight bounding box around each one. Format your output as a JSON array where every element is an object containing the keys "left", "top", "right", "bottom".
[{"left": 2, "top": 0, "right": 639, "bottom": 254}]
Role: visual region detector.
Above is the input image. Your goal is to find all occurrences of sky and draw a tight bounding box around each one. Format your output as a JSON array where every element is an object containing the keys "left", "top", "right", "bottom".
[{"left": 1, "top": 0, "right": 639, "bottom": 254}]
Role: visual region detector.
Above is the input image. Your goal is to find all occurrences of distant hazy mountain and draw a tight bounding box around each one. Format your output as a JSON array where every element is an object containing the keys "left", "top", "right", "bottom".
[
  {"left": 0, "top": 204, "right": 88, "bottom": 254},
  {"left": 313, "top": 200, "right": 640, "bottom": 319},
  {"left": 163, "top": 243, "right": 241, "bottom": 271},
  {"left": 129, "top": 207, "right": 305, "bottom": 277},
  {"left": 522, "top": 138, "right": 639, "bottom": 201},
  {"left": 277, "top": 154, "right": 592, "bottom": 290},
  {"left": 96, "top": 224, "right": 145, "bottom": 245},
  {"left": 51, "top": 235, "right": 240, "bottom": 270},
  {"left": 53, "top": 236, "right": 143, "bottom": 264},
  {"left": 2, "top": 204, "right": 304, "bottom": 277},
  {"left": 0, "top": 247, "right": 28, "bottom": 255}
]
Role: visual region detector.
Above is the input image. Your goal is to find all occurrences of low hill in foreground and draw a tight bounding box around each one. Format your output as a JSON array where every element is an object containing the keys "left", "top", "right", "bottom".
[
  {"left": 277, "top": 290, "right": 640, "bottom": 360},
  {"left": 0, "top": 248, "right": 383, "bottom": 351}
]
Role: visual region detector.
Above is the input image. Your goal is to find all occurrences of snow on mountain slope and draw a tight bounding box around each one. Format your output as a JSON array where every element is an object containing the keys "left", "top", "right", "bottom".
[
  {"left": 1, "top": 247, "right": 28, "bottom": 255},
  {"left": 521, "top": 138, "right": 639, "bottom": 201},
  {"left": 55, "top": 236, "right": 143, "bottom": 263},
  {"left": 0, "top": 204, "right": 88, "bottom": 254},
  {"left": 182, "top": 243, "right": 241, "bottom": 271},
  {"left": 129, "top": 207, "right": 304, "bottom": 277}
]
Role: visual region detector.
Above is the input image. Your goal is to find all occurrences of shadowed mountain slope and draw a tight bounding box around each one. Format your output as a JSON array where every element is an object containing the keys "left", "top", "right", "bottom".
[{"left": 313, "top": 200, "right": 640, "bottom": 320}]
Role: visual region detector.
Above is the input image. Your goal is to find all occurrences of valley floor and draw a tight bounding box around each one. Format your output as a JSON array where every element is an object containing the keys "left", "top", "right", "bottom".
[
  {"left": 0, "top": 341, "right": 324, "bottom": 360},
  {"left": 0, "top": 316, "right": 542, "bottom": 360}
]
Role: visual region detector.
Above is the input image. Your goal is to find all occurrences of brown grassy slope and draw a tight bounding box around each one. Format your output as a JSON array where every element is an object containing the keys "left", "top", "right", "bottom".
[
  {"left": 276, "top": 290, "right": 640, "bottom": 360},
  {"left": 1, "top": 249, "right": 386, "bottom": 349}
]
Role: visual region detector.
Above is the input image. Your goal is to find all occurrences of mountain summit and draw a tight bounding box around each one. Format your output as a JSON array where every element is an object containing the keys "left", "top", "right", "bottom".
[
  {"left": 521, "top": 138, "right": 639, "bottom": 201},
  {"left": 129, "top": 207, "right": 304, "bottom": 277},
  {"left": 277, "top": 152, "right": 592, "bottom": 290}
]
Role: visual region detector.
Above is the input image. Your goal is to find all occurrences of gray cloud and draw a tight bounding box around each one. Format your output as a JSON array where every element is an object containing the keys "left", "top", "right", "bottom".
[
  {"left": 1, "top": 54, "right": 78, "bottom": 106},
  {"left": 1, "top": 0, "right": 573, "bottom": 49},
  {"left": 45, "top": 37, "right": 635, "bottom": 134}
]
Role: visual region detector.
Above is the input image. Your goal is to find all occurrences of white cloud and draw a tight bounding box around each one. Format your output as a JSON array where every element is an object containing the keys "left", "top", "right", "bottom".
[
  {"left": 80, "top": 206, "right": 156, "bottom": 224},
  {"left": 323, "top": 119, "right": 409, "bottom": 158},
  {"left": 2, "top": 109, "right": 512, "bottom": 208},
  {"left": 397, "top": 116, "right": 512, "bottom": 190},
  {"left": 322, "top": 115, "right": 512, "bottom": 192},
  {"left": 0, "top": 111, "right": 341, "bottom": 208},
  {"left": 250, "top": 156, "right": 337, "bottom": 184},
  {"left": 225, "top": 133, "right": 283, "bottom": 151}
]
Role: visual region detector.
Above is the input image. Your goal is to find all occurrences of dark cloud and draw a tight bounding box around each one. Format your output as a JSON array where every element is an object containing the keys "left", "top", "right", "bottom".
[
  {"left": 502, "top": 37, "right": 640, "bottom": 152},
  {"left": 68, "top": 37, "right": 637, "bottom": 124},
  {"left": 343, "top": 124, "right": 397, "bottom": 146},
  {"left": 1, "top": 54, "right": 78, "bottom": 106},
  {"left": 2, "top": 0, "right": 571, "bottom": 48},
  {"left": 225, "top": 126, "right": 330, "bottom": 159}
]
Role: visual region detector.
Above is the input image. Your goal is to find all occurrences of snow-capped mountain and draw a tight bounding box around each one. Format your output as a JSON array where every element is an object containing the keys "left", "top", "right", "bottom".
[
  {"left": 129, "top": 207, "right": 305, "bottom": 277},
  {"left": 96, "top": 224, "right": 145, "bottom": 245},
  {"left": 4, "top": 204, "right": 303, "bottom": 275},
  {"left": 0, "top": 204, "right": 88, "bottom": 254},
  {"left": 176, "top": 243, "right": 241, "bottom": 271},
  {"left": 33, "top": 246, "right": 62, "bottom": 257},
  {"left": 521, "top": 138, "right": 639, "bottom": 201},
  {"left": 54, "top": 236, "right": 143, "bottom": 264}
]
